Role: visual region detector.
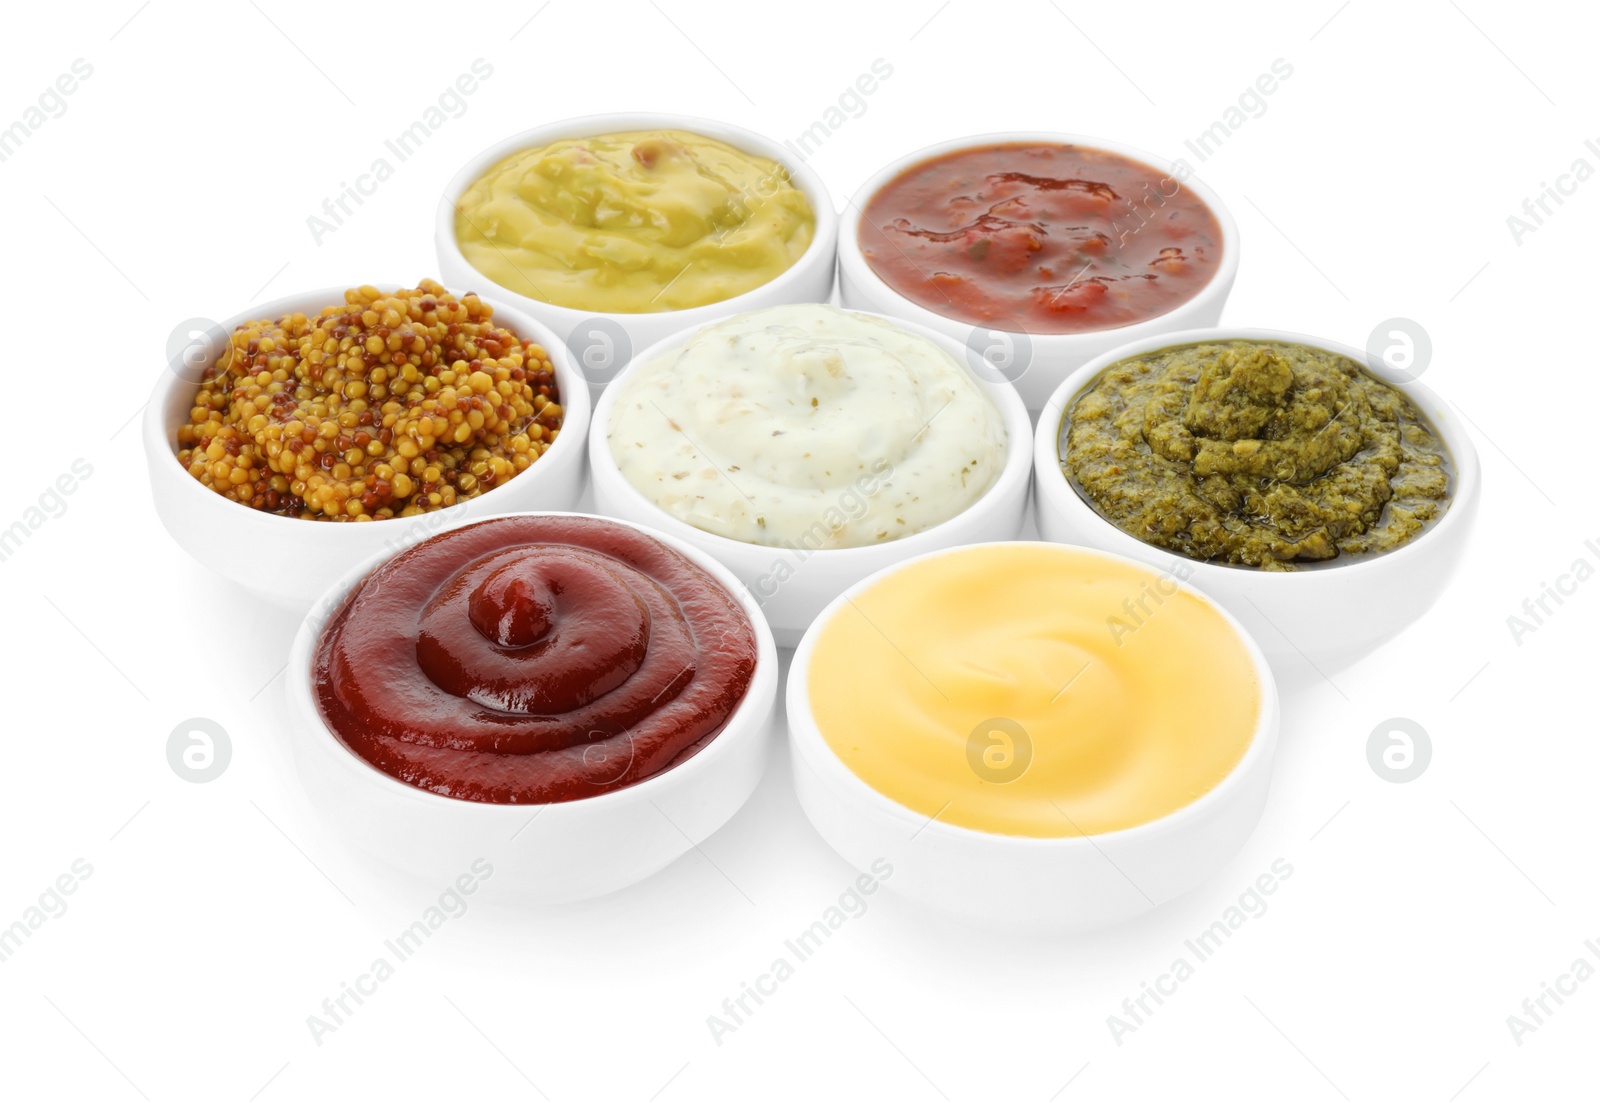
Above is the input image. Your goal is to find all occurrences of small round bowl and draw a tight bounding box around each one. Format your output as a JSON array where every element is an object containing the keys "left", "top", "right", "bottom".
[
  {"left": 787, "top": 541, "right": 1280, "bottom": 931},
  {"left": 436, "top": 113, "right": 840, "bottom": 406},
  {"left": 286, "top": 511, "right": 779, "bottom": 904},
  {"left": 587, "top": 309, "right": 1035, "bottom": 647},
  {"left": 838, "top": 131, "right": 1240, "bottom": 414},
  {"left": 144, "top": 284, "right": 591, "bottom": 610},
  {"left": 1033, "top": 327, "right": 1482, "bottom": 670}
]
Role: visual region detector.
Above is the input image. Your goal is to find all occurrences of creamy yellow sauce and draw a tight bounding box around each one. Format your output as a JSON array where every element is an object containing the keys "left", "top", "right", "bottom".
[
  {"left": 807, "top": 544, "right": 1261, "bottom": 837},
  {"left": 454, "top": 129, "right": 815, "bottom": 313}
]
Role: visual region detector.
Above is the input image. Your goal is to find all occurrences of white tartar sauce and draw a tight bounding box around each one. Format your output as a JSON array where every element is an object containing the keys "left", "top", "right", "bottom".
[{"left": 606, "top": 304, "right": 1007, "bottom": 549}]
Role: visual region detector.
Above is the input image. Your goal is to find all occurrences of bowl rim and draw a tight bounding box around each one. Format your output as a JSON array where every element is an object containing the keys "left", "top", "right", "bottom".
[
  {"left": 586, "top": 304, "right": 1035, "bottom": 567},
  {"left": 786, "top": 539, "right": 1280, "bottom": 849},
  {"left": 836, "top": 129, "right": 1241, "bottom": 346},
  {"left": 143, "top": 282, "right": 593, "bottom": 534},
  {"left": 285, "top": 510, "right": 780, "bottom": 817},
  {"left": 433, "top": 111, "right": 841, "bottom": 325},
  {"left": 1031, "top": 325, "right": 1483, "bottom": 582}
]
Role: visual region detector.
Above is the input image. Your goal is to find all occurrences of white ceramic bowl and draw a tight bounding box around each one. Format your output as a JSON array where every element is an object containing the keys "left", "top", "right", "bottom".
[
  {"left": 838, "top": 131, "right": 1240, "bottom": 414},
  {"left": 286, "top": 511, "right": 779, "bottom": 903},
  {"left": 588, "top": 309, "right": 1035, "bottom": 647},
  {"left": 436, "top": 113, "right": 840, "bottom": 406},
  {"left": 1034, "top": 327, "right": 1482, "bottom": 670},
  {"left": 144, "top": 284, "right": 591, "bottom": 609},
  {"left": 787, "top": 541, "right": 1280, "bottom": 931}
]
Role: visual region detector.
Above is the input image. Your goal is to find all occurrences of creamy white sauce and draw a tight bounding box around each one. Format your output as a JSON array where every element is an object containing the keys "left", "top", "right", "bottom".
[{"left": 606, "top": 304, "right": 1008, "bottom": 549}]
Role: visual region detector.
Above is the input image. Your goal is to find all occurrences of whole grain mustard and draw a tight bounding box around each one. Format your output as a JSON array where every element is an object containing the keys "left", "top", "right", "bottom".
[{"left": 176, "top": 281, "right": 564, "bottom": 521}]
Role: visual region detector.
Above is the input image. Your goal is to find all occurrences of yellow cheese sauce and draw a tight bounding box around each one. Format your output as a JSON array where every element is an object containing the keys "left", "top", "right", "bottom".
[
  {"left": 453, "top": 130, "right": 816, "bottom": 313},
  {"left": 807, "top": 544, "right": 1261, "bottom": 837}
]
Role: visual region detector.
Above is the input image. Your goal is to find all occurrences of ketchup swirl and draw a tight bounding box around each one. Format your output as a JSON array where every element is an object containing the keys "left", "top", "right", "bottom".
[{"left": 313, "top": 516, "right": 758, "bottom": 803}]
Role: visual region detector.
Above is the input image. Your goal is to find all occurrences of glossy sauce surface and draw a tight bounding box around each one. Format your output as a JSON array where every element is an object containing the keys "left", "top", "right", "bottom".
[
  {"left": 606, "top": 304, "right": 1007, "bottom": 549},
  {"left": 454, "top": 130, "right": 815, "bottom": 313},
  {"left": 314, "top": 516, "right": 757, "bottom": 803},
  {"left": 860, "top": 143, "right": 1223, "bottom": 334},
  {"left": 807, "top": 544, "right": 1260, "bottom": 837}
]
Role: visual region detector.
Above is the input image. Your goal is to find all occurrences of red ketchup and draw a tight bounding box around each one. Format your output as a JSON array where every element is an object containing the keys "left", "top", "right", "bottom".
[{"left": 313, "top": 516, "right": 758, "bottom": 803}]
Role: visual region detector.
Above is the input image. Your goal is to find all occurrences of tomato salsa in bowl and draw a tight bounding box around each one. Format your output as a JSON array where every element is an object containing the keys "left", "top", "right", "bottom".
[{"left": 838, "top": 133, "right": 1239, "bottom": 413}]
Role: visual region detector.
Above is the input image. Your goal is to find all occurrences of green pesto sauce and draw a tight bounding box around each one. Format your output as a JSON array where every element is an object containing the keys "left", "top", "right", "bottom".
[{"left": 1061, "top": 340, "right": 1453, "bottom": 571}]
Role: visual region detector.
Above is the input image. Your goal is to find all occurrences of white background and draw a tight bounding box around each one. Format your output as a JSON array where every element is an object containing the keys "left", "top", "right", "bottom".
[{"left": 3, "top": 1, "right": 1595, "bottom": 1099}]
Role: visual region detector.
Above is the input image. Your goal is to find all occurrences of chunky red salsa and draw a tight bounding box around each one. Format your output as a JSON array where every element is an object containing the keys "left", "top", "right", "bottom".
[
  {"left": 314, "top": 516, "right": 757, "bottom": 804},
  {"left": 859, "top": 143, "right": 1223, "bottom": 334}
]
